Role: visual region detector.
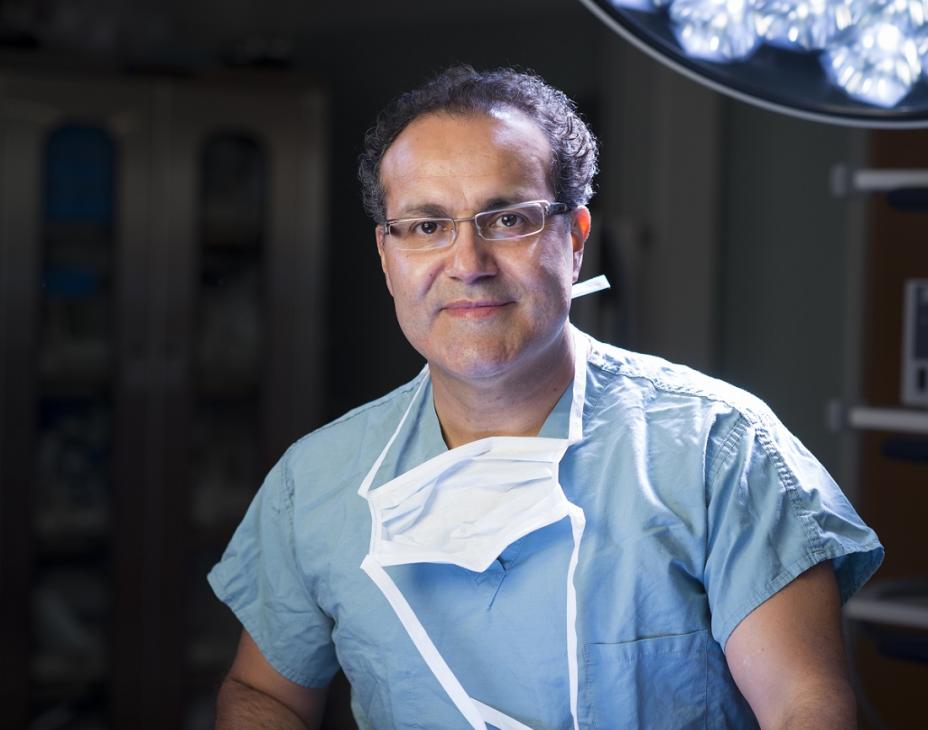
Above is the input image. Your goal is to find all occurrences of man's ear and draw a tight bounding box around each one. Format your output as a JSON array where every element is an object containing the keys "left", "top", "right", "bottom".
[
  {"left": 375, "top": 224, "right": 395, "bottom": 297},
  {"left": 570, "top": 206, "right": 591, "bottom": 282}
]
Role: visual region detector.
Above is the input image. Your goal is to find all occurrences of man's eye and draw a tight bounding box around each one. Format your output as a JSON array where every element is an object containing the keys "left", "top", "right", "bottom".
[
  {"left": 413, "top": 220, "right": 441, "bottom": 235},
  {"left": 490, "top": 212, "right": 526, "bottom": 228}
]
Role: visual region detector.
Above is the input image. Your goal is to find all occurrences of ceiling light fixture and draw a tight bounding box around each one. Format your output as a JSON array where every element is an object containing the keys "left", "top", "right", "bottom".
[{"left": 580, "top": 0, "right": 928, "bottom": 127}]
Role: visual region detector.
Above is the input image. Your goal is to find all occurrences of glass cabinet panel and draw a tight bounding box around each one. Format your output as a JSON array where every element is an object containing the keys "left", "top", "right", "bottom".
[
  {"left": 31, "top": 124, "right": 116, "bottom": 729},
  {"left": 186, "top": 132, "right": 269, "bottom": 719},
  {"left": 1, "top": 76, "right": 327, "bottom": 730}
]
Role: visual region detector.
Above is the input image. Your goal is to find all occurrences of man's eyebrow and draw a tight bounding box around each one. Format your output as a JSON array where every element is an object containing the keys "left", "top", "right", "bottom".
[
  {"left": 480, "top": 191, "right": 549, "bottom": 210},
  {"left": 394, "top": 194, "right": 540, "bottom": 219},
  {"left": 481, "top": 196, "right": 522, "bottom": 211},
  {"left": 393, "top": 203, "right": 449, "bottom": 219}
]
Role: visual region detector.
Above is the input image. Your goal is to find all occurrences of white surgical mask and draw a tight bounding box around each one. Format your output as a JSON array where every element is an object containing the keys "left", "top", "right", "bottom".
[{"left": 357, "top": 278, "right": 607, "bottom": 730}]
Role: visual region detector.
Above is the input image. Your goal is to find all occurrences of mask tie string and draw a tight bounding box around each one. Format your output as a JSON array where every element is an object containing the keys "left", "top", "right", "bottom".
[
  {"left": 358, "top": 366, "right": 429, "bottom": 501},
  {"left": 361, "top": 556, "right": 535, "bottom": 730},
  {"left": 570, "top": 274, "right": 609, "bottom": 300}
]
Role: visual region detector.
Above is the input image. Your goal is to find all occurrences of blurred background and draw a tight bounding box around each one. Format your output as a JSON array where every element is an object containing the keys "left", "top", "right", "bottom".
[{"left": 0, "top": 0, "right": 925, "bottom": 728}]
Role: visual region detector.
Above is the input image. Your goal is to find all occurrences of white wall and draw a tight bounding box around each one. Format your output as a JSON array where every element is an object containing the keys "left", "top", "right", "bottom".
[{"left": 718, "top": 102, "right": 867, "bottom": 479}]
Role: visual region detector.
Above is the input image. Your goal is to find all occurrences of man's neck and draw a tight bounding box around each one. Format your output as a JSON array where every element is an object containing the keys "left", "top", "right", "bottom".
[{"left": 430, "top": 329, "right": 576, "bottom": 449}]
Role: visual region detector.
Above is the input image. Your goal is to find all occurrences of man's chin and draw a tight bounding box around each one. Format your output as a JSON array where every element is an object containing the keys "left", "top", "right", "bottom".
[
  {"left": 426, "top": 349, "right": 520, "bottom": 384},
  {"left": 418, "top": 322, "right": 570, "bottom": 385}
]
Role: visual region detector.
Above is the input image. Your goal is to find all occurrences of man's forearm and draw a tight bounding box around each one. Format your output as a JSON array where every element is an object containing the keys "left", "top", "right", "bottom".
[{"left": 216, "top": 677, "right": 310, "bottom": 730}]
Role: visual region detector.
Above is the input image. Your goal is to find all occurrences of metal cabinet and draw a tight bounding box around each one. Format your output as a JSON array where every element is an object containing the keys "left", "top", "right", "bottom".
[{"left": 0, "top": 71, "right": 327, "bottom": 730}]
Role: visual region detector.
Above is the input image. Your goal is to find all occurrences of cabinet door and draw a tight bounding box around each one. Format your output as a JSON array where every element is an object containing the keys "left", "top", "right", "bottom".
[
  {"left": 854, "top": 131, "right": 928, "bottom": 730},
  {"left": 0, "top": 74, "right": 328, "bottom": 730},
  {"left": 156, "top": 80, "right": 328, "bottom": 729},
  {"left": 0, "top": 75, "right": 154, "bottom": 730}
]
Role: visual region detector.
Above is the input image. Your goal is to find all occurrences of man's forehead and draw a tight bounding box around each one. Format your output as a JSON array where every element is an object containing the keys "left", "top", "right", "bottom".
[{"left": 380, "top": 109, "right": 553, "bottom": 215}]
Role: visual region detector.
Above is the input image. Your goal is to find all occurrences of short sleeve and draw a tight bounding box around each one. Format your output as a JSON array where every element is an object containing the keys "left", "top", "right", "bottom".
[
  {"left": 704, "top": 414, "right": 883, "bottom": 651},
  {"left": 207, "top": 448, "right": 339, "bottom": 687}
]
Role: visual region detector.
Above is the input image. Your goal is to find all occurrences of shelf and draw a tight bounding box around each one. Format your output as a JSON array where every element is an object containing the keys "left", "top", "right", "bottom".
[
  {"left": 845, "top": 595, "right": 928, "bottom": 631},
  {"left": 831, "top": 166, "right": 928, "bottom": 196},
  {"left": 847, "top": 407, "right": 928, "bottom": 435},
  {"left": 845, "top": 579, "right": 928, "bottom": 631}
]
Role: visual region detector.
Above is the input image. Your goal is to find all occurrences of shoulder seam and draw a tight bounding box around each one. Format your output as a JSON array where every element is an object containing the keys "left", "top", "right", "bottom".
[
  {"left": 588, "top": 352, "right": 767, "bottom": 425},
  {"left": 289, "top": 372, "right": 425, "bottom": 448},
  {"left": 706, "top": 414, "right": 750, "bottom": 488},
  {"left": 702, "top": 411, "right": 826, "bottom": 564},
  {"left": 280, "top": 446, "right": 320, "bottom": 608},
  {"left": 753, "top": 424, "right": 826, "bottom": 558}
]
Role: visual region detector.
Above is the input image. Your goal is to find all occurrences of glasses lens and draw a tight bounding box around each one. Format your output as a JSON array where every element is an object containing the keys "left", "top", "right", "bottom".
[
  {"left": 476, "top": 203, "right": 546, "bottom": 240},
  {"left": 389, "top": 218, "right": 454, "bottom": 250}
]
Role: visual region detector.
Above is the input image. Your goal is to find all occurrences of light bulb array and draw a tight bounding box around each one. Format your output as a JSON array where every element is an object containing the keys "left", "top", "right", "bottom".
[{"left": 607, "top": 0, "right": 928, "bottom": 107}]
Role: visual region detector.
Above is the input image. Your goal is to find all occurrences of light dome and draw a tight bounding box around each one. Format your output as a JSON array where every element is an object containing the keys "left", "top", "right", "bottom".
[{"left": 582, "top": 0, "right": 928, "bottom": 127}]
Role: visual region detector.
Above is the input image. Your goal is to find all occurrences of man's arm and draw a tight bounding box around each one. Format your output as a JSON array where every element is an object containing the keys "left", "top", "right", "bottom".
[
  {"left": 216, "top": 629, "right": 329, "bottom": 730},
  {"left": 725, "top": 561, "right": 856, "bottom": 729}
]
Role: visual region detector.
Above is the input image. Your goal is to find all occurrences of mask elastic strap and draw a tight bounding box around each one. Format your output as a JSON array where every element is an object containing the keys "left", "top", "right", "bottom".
[
  {"left": 361, "top": 502, "right": 584, "bottom": 730},
  {"left": 357, "top": 366, "right": 429, "bottom": 500},
  {"left": 472, "top": 700, "right": 534, "bottom": 730},
  {"left": 360, "top": 556, "right": 533, "bottom": 730},
  {"left": 567, "top": 326, "right": 590, "bottom": 444},
  {"left": 565, "top": 504, "right": 586, "bottom": 730}
]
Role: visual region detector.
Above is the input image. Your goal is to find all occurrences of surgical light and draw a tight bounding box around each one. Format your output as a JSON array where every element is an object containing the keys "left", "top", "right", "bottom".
[
  {"left": 824, "top": 17, "right": 921, "bottom": 107},
  {"left": 581, "top": 0, "right": 928, "bottom": 126},
  {"left": 755, "top": 0, "right": 856, "bottom": 51},
  {"left": 917, "top": 23, "right": 928, "bottom": 66},
  {"left": 669, "top": 0, "right": 760, "bottom": 61}
]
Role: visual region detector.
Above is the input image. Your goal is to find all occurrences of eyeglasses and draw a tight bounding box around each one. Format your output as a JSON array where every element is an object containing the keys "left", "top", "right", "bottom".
[{"left": 381, "top": 200, "right": 571, "bottom": 251}]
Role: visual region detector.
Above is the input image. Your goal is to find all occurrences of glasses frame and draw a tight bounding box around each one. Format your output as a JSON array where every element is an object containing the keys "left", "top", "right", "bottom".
[{"left": 381, "top": 199, "right": 572, "bottom": 251}]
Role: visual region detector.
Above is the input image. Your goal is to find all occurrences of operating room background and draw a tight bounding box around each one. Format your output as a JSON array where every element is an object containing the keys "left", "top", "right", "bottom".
[{"left": 0, "top": 0, "right": 924, "bottom": 728}]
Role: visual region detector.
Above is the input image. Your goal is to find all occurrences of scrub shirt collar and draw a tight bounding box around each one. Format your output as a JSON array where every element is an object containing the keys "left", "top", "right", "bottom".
[{"left": 368, "top": 332, "right": 587, "bottom": 495}]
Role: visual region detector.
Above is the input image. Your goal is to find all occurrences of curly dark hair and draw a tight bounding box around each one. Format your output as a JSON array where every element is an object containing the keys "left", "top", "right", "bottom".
[{"left": 358, "top": 65, "right": 598, "bottom": 223}]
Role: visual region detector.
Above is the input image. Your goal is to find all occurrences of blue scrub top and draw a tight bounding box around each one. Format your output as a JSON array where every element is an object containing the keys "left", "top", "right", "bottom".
[{"left": 208, "top": 334, "right": 883, "bottom": 729}]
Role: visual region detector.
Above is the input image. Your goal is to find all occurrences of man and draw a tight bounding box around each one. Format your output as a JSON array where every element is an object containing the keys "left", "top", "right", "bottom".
[{"left": 210, "top": 66, "right": 882, "bottom": 729}]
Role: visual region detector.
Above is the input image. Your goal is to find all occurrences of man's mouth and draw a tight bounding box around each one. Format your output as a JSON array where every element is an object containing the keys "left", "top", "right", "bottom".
[{"left": 441, "top": 300, "right": 513, "bottom": 318}]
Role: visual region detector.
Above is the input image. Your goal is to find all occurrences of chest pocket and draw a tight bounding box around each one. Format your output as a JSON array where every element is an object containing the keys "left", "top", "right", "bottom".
[{"left": 582, "top": 629, "right": 708, "bottom": 729}]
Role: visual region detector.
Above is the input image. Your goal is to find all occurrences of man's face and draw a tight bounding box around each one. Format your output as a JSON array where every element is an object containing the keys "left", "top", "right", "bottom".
[{"left": 376, "top": 109, "right": 589, "bottom": 383}]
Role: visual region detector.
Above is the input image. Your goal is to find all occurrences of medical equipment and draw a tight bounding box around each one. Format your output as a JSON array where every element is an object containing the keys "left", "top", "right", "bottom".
[{"left": 902, "top": 279, "right": 928, "bottom": 407}]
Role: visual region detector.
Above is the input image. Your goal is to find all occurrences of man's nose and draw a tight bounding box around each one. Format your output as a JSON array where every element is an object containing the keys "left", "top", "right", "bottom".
[{"left": 445, "top": 220, "right": 497, "bottom": 283}]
